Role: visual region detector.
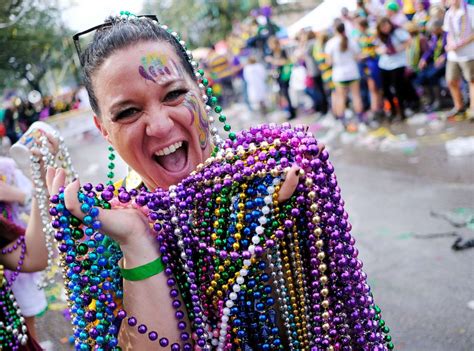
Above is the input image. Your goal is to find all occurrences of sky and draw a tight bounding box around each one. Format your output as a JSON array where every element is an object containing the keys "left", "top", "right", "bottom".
[{"left": 60, "top": 0, "right": 146, "bottom": 31}]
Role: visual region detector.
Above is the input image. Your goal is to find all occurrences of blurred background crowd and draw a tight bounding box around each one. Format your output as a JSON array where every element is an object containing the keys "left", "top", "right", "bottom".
[{"left": 197, "top": 0, "right": 474, "bottom": 131}]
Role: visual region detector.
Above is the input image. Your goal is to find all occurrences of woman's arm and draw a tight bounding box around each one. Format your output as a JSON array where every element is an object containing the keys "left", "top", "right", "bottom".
[
  {"left": 118, "top": 236, "right": 189, "bottom": 348},
  {"left": 452, "top": 33, "right": 474, "bottom": 50},
  {"left": 0, "top": 197, "right": 48, "bottom": 272},
  {"left": 0, "top": 179, "right": 48, "bottom": 272}
]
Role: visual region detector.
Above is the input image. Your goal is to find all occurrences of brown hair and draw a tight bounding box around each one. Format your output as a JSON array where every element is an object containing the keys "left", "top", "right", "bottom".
[
  {"left": 306, "top": 30, "right": 316, "bottom": 41},
  {"left": 358, "top": 17, "right": 369, "bottom": 30},
  {"left": 80, "top": 17, "right": 195, "bottom": 116},
  {"left": 335, "top": 21, "right": 348, "bottom": 52},
  {"left": 376, "top": 17, "right": 395, "bottom": 43}
]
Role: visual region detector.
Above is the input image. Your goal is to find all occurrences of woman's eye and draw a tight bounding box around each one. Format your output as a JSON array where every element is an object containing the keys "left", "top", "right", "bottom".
[
  {"left": 165, "top": 89, "right": 188, "bottom": 102},
  {"left": 116, "top": 108, "right": 140, "bottom": 120}
]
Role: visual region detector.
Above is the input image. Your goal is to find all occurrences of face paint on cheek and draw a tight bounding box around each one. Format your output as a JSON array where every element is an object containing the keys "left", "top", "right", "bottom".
[
  {"left": 138, "top": 53, "right": 185, "bottom": 85},
  {"left": 183, "top": 92, "right": 209, "bottom": 149}
]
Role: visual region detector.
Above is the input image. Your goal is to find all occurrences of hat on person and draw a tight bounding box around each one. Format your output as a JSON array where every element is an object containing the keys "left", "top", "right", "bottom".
[
  {"left": 404, "top": 21, "right": 419, "bottom": 34},
  {"left": 386, "top": 1, "right": 400, "bottom": 12}
]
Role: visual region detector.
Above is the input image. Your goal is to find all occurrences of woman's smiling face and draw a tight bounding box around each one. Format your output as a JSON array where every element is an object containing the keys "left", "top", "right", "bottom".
[{"left": 92, "top": 40, "right": 212, "bottom": 190}]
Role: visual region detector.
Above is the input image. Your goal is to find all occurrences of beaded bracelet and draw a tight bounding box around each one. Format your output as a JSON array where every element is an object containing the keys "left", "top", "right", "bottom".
[{"left": 120, "top": 256, "right": 165, "bottom": 281}]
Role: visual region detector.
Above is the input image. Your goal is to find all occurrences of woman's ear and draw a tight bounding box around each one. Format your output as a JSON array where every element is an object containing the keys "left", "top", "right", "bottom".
[{"left": 93, "top": 115, "right": 111, "bottom": 143}]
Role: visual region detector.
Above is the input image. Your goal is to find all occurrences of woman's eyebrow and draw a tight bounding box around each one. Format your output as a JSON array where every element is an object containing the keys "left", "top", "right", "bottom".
[
  {"left": 156, "top": 77, "right": 186, "bottom": 87},
  {"left": 109, "top": 99, "right": 135, "bottom": 114}
]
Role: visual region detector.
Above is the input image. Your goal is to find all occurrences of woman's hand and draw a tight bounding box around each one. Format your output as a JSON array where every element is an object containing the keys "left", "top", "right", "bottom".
[
  {"left": 418, "top": 59, "right": 427, "bottom": 71},
  {"left": 0, "top": 181, "right": 26, "bottom": 204},
  {"left": 30, "top": 131, "right": 60, "bottom": 181},
  {"left": 434, "top": 56, "right": 445, "bottom": 68},
  {"left": 278, "top": 164, "right": 300, "bottom": 203},
  {"left": 45, "top": 167, "right": 154, "bottom": 251},
  {"left": 278, "top": 143, "right": 325, "bottom": 202},
  {"left": 376, "top": 46, "right": 387, "bottom": 55}
]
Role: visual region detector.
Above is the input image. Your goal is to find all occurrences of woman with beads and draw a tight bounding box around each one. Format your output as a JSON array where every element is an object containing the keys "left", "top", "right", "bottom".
[
  {"left": 44, "top": 13, "right": 393, "bottom": 350},
  {"left": 0, "top": 157, "right": 48, "bottom": 346},
  {"left": 0, "top": 162, "right": 49, "bottom": 349},
  {"left": 0, "top": 218, "right": 45, "bottom": 350}
]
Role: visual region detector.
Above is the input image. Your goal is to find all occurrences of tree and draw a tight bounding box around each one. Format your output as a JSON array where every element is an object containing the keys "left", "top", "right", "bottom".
[
  {"left": 0, "top": 1, "right": 74, "bottom": 94},
  {"left": 142, "top": 0, "right": 262, "bottom": 47},
  {"left": 0, "top": 0, "right": 28, "bottom": 29}
]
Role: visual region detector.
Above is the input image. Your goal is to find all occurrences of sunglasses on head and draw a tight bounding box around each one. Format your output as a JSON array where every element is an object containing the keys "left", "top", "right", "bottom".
[{"left": 72, "top": 15, "right": 159, "bottom": 66}]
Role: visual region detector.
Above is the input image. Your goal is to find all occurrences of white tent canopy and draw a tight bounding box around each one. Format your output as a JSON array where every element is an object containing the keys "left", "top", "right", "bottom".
[{"left": 287, "top": 0, "right": 357, "bottom": 37}]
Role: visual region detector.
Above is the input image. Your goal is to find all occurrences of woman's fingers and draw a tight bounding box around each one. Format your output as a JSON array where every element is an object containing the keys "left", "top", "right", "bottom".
[
  {"left": 278, "top": 165, "right": 301, "bottom": 203},
  {"left": 109, "top": 198, "right": 151, "bottom": 217},
  {"left": 63, "top": 179, "right": 82, "bottom": 219},
  {"left": 63, "top": 181, "right": 149, "bottom": 245},
  {"left": 277, "top": 143, "right": 325, "bottom": 202},
  {"left": 45, "top": 131, "right": 59, "bottom": 154},
  {"left": 51, "top": 168, "right": 67, "bottom": 196},
  {"left": 45, "top": 166, "right": 56, "bottom": 194}
]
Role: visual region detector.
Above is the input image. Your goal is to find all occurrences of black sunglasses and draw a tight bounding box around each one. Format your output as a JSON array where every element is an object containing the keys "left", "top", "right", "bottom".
[{"left": 72, "top": 14, "right": 159, "bottom": 66}]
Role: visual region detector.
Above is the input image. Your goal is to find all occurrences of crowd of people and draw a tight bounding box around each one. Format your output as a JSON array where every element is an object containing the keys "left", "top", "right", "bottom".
[{"left": 202, "top": 0, "right": 473, "bottom": 131}]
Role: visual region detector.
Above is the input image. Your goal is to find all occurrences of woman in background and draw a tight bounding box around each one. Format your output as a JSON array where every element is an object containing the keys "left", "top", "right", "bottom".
[
  {"left": 325, "top": 21, "right": 364, "bottom": 128},
  {"left": 376, "top": 17, "right": 419, "bottom": 120}
]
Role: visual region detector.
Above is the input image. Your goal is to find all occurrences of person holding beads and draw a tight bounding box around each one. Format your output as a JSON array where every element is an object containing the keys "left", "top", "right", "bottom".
[
  {"left": 0, "top": 157, "right": 48, "bottom": 344},
  {"left": 44, "top": 13, "right": 393, "bottom": 350},
  {"left": 0, "top": 155, "right": 50, "bottom": 349}
]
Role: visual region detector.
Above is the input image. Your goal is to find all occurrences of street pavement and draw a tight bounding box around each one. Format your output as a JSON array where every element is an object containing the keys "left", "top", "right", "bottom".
[{"left": 37, "top": 104, "right": 474, "bottom": 351}]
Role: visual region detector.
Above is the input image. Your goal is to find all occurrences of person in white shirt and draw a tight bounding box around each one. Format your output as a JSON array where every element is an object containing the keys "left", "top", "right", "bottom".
[
  {"left": 376, "top": 16, "right": 419, "bottom": 120},
  {"left": 325, "top": 21, "right": 364, "bottom": 127},
  {"left": 243, "top": 56, "right": 268, "bottom": 116},
  {"left": 443, "top": 0, "right": 474, "bottom": 120}
]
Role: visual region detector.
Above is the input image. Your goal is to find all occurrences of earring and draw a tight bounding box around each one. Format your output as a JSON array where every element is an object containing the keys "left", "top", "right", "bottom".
[{"left": 107, "top": 145, "right": 116, "bottom": 185}]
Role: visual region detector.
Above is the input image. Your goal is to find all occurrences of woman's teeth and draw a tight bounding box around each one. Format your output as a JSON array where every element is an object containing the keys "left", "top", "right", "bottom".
[{"left": 155, "top": 141, "right": 183, "bottom": 156}]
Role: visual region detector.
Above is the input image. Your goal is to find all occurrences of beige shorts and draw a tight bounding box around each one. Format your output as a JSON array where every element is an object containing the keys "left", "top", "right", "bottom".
[{"left": 446, "top": 59, "right": 474, "bottom": 82}]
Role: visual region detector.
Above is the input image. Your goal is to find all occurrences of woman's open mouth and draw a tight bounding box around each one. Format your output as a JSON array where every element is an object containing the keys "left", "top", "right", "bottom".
[{"left": 152, "top": 141, "right": 189, "bottom": 173}]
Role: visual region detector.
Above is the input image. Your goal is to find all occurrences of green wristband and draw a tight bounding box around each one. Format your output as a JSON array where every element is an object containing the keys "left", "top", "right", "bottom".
[{"left": 120, "top": 256, "right": 164, "bottom": 281}]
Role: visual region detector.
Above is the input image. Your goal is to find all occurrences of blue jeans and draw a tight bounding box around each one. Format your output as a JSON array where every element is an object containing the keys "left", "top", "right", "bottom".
[{"left": 416, "top": 64, "right": 446, "bottom": 86}]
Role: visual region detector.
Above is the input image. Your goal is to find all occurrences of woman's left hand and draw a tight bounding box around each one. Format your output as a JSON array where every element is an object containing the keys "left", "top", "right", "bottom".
[
  {"left": 278, "top": 143, "right": 325, "bottom": 202},
  {"left": 278, "top": 164, "right": 301, "bottom": 203},
  {"left": 0, "top": 181, "right": 26, "bottom": 204}
]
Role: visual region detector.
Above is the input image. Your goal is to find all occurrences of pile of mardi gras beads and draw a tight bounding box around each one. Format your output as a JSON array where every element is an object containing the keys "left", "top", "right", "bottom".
[
  {"left": 28, "top": 131, "right": 77, "bottom": 288},
  {"left": 0, "top": 276, "right": 29, "bottom": 348},
  {"left": 0, "top": 200, "right": 30, "bottom": 348},
  {"left": 50, "top": 124, "right": 393, "bottom": 351}
]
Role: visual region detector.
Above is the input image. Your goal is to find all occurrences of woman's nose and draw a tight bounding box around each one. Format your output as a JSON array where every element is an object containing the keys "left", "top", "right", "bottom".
[{"left": 144, "top": 106, "right": 174, "bottom": 137}]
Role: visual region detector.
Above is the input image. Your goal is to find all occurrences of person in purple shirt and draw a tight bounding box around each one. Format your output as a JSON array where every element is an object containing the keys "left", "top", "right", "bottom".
[{"left": 416, "top": 19, "right": 447, "bottom": 110}]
